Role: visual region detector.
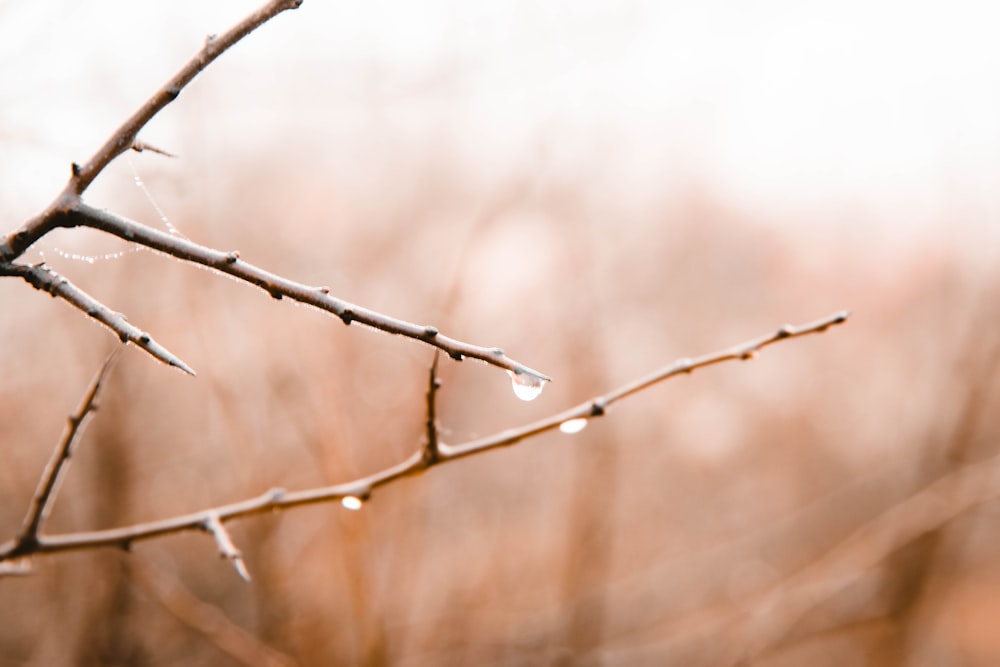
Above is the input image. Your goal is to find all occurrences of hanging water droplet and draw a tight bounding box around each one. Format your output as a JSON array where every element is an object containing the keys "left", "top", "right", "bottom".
[
  {"left": 508, "top": 370, "right": 546, "bottom": 401},
  {"left": 559, "top": 418, "right": 588, "bottom": 434},
  {"left": 341, "top": 496, "right": 363, "bottom": 511}
]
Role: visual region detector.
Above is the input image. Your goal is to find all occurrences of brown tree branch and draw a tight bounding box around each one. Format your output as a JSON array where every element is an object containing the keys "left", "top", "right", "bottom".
[
  {"left": 8, "top": 352, "right": 119, "bottom": 560},
  {"left": 1, "top": 0, "right": 302, "bottom": 261},
  {"left": 423, "top": 352, "right": 443, "bottom": 465},
  {"left": 0, "top": 312, "right": 847, "bottom": 567},
  {"left": 0, "top": 0, "right": 549, "bottom": 382},
  {"left": 0, "top": 262, "right": 195, "bottom": 374},
  {"left": 44, "top": 202, "right": 547, "bottom": 380},
  {"left": 442, "top": 310, "right": 850, "bottom": 461}
]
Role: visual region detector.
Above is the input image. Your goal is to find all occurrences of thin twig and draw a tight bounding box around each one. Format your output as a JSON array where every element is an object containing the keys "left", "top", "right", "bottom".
[
  {"left": 423, "top": 352, "right": 442, "bottom": 465},
  {"left": 0, "top": 312, "right": 847, "bottom": 564},
  {"left": 1, "top": 0, "right": 302, "bottom": 262},
  {"left": 0, "top": 262, "right": 195, "bottom": 375},
  {"left": 0, "top": 0, "right": 548, "bottom": 382},
  {"left": 9, "top": 352, "right": 120, "bottom": 558},
  {"left": 441, "top": 310, "right": 850, "bottom": 460},
  {"left": 59, "top": 203, "right": 548, "bottom": 380},
  {"left": 202, "top": 514, "right": 251, "bottom": 582}
]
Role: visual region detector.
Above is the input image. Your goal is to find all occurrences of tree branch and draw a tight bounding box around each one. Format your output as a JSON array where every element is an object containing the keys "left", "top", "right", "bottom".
[
  {"left": 1, "top": 0, "right": 302, "bottom": 260},
  {"left": 8, "top": 352, "right": 120, "bottom": 560},
  {"left": 0, "top": 0, "right": 549, "bottom": 382},
  {"left": 0, "top": 261, "right": 195, "bottom": 375},
  {"left": 56, "top": 202, "right": 549, "bottom": 380},
  {"left": 423, "top": 352, "right": 442, "bottom": 465},
  {"left": 0, "top": 312, "right": 847, "bottom": 566},
  {"left": 442, "top": 310, "right": 850, "bottom": 461}
]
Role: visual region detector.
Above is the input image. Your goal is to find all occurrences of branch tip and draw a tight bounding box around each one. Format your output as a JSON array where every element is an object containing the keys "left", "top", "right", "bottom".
[{"left": 203, "top": 515, "right": 251, "bottom": 582}]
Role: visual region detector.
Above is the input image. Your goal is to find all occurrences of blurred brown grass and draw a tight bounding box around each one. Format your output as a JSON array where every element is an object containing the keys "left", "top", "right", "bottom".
[{"left": 4, "top": 4, "right": 1000, "bottom": 666}]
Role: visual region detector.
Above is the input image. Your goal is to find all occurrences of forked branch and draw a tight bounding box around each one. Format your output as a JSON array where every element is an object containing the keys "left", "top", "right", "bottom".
[
  {"left": 0, "top": 312, "right": 848, "bottom": 572},
  {"left": 0, "top": 0, "right": 548, "bottom": 383},
  {"left": 1, "top": 0, "right": 303, "bottom": 260}
]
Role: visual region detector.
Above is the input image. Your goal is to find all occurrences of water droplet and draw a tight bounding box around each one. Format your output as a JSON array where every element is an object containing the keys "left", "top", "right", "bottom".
[
  {"left": 341, "top": 496, "right": 363, "bottom": 511},
  {"left": 508, "top": 370, "right": 546, "bottom": 401},
  {"left": 559, "top": 418, "right": 588, "bottom": 434}
]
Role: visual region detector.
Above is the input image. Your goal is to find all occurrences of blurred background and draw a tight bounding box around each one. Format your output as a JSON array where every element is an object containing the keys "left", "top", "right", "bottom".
[{"left": 2, "top": 1, "right": 1000, "bottom": 665}]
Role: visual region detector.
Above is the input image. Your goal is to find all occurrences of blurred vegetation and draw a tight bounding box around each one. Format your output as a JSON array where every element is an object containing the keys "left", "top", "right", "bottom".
[{"left": 3, "top": 2, "right": 1000, "bottom": 665}]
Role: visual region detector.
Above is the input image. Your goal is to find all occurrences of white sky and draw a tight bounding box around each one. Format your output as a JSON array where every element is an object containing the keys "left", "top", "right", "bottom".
[{"left": 2, "top": 0, "right": 999, "bottom": 233}]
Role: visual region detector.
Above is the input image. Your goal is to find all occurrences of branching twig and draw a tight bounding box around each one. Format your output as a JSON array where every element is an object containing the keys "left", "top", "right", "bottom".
[
  {"left": 1, "top": 0, "right": 302, "bottom": 261},
  {"left": 8, "top": 352, "right": 119, "bottom": 560},
  {"left": 0, "top": 0, "right": 548, "bottom": 383},
  {"left": 442, "top": 310, "right": 850, "bottom": 461},
  {"left": 0, "top": 312, "right": 848, "bottom": 567}
]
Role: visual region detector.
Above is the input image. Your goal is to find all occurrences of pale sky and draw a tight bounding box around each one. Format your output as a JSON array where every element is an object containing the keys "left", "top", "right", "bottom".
[{"left": 3, "top": 0, "right": 999, "bottom": 235}]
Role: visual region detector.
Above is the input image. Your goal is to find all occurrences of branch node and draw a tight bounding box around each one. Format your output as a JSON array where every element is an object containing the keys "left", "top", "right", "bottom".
[
  {"left": 318, "top": 286, "right": 330, "bottom": 295},
  {"left": 339, "top": 308, "right": 354, "bottom": 325},
  {"left": 422, "top": 326, "right": 438, "bottom": 339},
  {"left": 71, "top": 162, "right": 82, "bottom": 177},
  {"left": 224, "top": 251, "right": 240, "bottom": 264},
  {"left": 589, "top": 400, "right": 607, "bottom": 417}
]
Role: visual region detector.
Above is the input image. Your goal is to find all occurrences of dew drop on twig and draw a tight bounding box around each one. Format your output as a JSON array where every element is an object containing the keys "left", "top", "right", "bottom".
[
  {"left": 508, "top": 370, "right": 546, "bottom": 402},
  {"left": 559, "top": 418, "right": 588, "bottom": 434},
  {"left": 341, "top": 496, "right": 363, "bottom": 511}
]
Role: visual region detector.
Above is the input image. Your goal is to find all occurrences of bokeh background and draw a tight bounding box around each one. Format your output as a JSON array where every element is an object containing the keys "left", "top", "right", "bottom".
[{"left": 3, "top": 1, "right": 1000, "bottom": 665}]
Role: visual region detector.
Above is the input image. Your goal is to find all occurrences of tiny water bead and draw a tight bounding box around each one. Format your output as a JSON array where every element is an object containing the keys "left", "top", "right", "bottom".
[
  {"left": 508, "top": 370, "right": 547, "bottom": 402},
  {"left": 341, "top": 496, "right": 363, "bottom": 511},
  {"left": 559, "top": 418, "right": 588, "bottom": 434}
]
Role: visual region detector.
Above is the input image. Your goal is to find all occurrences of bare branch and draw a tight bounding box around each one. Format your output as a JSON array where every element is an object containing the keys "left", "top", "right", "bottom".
[
  {"left": 131, "top": 140, "right": 177, "bottom": 158},
  {"left": 442, "top": 310, "right": 850, "bottom": 460},
  {"left": 423, "top": 352, "right": 442, "bottom": 465},
  {"left": 60, "top": 203, "right": 548, "bottom": 380},
  {"left": 0, "top": 313, "right": 846, "bottom": 564},
  {"left": 0, "top": 0, "right": 549, "bottom": 383},
  {"left": 1, "top": 0, "right": 301, "bottom": 260},
  {"left": 8, "top": 352, "right": 120, "bottom": 558},
  {"left": 0, "top": 262, "right": 195, "bottom": 375},
  {"left": 202, "top": 514, "right": 251, "bottom": 582},
  {"left": 71, "top": 0, "right": 302, "bottom": 194}
]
